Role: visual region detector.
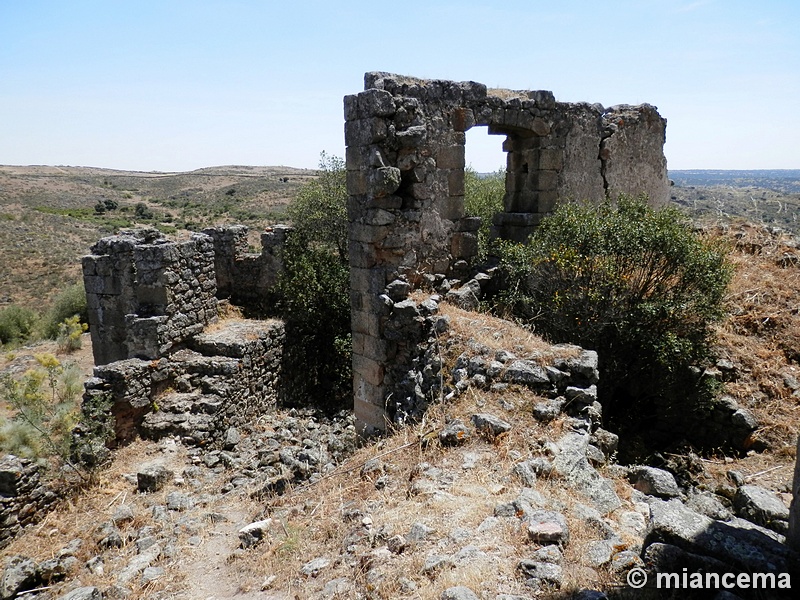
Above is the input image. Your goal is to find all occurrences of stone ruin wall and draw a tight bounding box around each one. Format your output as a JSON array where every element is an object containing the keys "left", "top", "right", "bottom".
[
  {"left": 83, "top": 228, "right": 218, "bottom": 366},
  {"left": 345, "top": 72, "right": 669, "bottom": 434},
  {"left": 79, "top": 226, "right": 290, "bottom": 450},
  {"left": 0, "top": 456, "right": 62, "bottom": 548}
]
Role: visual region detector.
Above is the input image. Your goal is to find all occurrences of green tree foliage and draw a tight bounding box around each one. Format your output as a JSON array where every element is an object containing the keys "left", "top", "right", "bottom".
[
  {"left": 0, "top": 305, "right": 38, "bottom": 346},
  {"left": 275, "top": 152, "right": 351, "bottom": 411},
  {"left": 43, "top": 282, "right": 88, "bottom": 339},
  {"left": 287, "top": 152, "right": 348, "bottom": 262},
  {"left": 496, "top": 196, "right": 732, "bottom": 437},
  {"left": 464, "top": 167, "right": 505, "bottom": 259}
]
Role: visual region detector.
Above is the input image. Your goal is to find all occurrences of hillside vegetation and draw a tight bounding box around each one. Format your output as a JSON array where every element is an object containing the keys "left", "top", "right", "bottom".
[{"left": 0, "top": 165, "right": 315, "bottom": 310}]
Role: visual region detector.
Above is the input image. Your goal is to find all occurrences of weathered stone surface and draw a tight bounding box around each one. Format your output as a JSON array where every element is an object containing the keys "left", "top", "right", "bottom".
[
  {"left": 440, "top": 586, "right": 479, "bottom": 600},
  {"left": 471, "top": 413, "right": 512, "bottom": 437},
  {"left": 0, "top": 556, "right": 37, "bottom": 600},
  {"left": 137, "top": 463, "right": 173, "bottom": 493},
  {"left": 438, "top": 419, "right": 471, "bottom": 446},
  {"left": 629, "top": 466, "right": 681, "bottom": 499},
  {"left": 503, "top": 360, "right": 550, "bottom": 387},
  {"left": 239, "top": 519, "right": 272, "bottom": 549},
  {"left": 517, "top": 559, "right": 563, "bottom": 587},
  {"left": 56, "top": 588, "right": 102, "bottom": 600},
  {"left": 300, "top": 557, "right": 331, "bottom": 577},
  {"left": 733, "top": 484, "right": 789, "bottom": 531},
  {"left": 526, "top": 510, "right": 570, "bottom": 546},
  {"left": 645, "top": 497, "right": 800, "bottom": 574},
  {"left": 532, "top": 398, "right": 564, "bottom": 422},
  {"left": 552, "top": 432, "right": 621, "bottom": 514},
  {"left": 445, "top": 279, "right": 482, "bottom": 311}
]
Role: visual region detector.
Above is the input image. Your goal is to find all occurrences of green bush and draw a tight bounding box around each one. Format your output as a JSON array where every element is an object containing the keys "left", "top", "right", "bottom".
[
  {"left": 274, "top": 238, "right": 352, "bottom": 410},
  {"left": 496, "top": 196, "right": 732, "bottom": 438},
  {"left": 272, "top": 152, "right": 351, "bottom": 411},
  {"left": 43, "top": 283, "right": 88, "bottom": 339},
  {"left": 0, "top": 305, "right": 38, "bottom": 346},
  {"left": 0, "top": 353, "right": 82, "bottom": 460},
  {"left": 464, "top": 167, "right": 505, "bottom": 259}
]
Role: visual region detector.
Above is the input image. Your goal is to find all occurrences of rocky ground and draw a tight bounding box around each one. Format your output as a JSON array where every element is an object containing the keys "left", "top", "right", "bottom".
[{"left": 1, "top": 303, "right": 797, "bottom": 600}]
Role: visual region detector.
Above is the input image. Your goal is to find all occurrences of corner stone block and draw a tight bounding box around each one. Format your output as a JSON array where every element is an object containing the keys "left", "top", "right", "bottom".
[
  {"left": 354, "top": 393, "right": 387, "bottom": 434},
  {"left": 447, "top": 169, "right": 465, "bottom": 196},
  {"left": 536, "top": 191, "right": 559, "bottom": 214},
  {"left": 343, "top": 94, "right": 359, "bottom": 121},
  {"left": 452, "top": 107, "right": 476, "bottom": 132},
  {"left": 345, "top": 118, "right": 388, "bottom": 147},
  {"left": 350, "top": 268, "right": 386, "bottom": 298},
  {"left": 439, "top": 196, "right": 465, "bottom": 221},
  {"left": 346, "top": 169, "right": 369, "bottom": 196},
  {"left": 348, "top": 240, "right": 378, "bottom": 269},
  {"left": 357, "top": 88, "right": 396, "bottom": 118},
  {"left": 353, "top": 354, "right": 385, "bottom": 387},
  {"left": 351, "top": 309, "right": 382, "bottom": 337},
  {"left": 436, "top": 145, "right": 466, "bottom": 170},
  {"left": 350, "top": 223, "right": 390, "bottom": 245},
  {"left": 451, "top": 232, "right": 478, "bottom": 260},
  {"left": 352, "top": 332, "right": 388, "bottom": 362}
]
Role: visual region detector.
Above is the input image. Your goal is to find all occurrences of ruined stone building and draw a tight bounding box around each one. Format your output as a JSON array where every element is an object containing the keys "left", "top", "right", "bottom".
[
  {"left": 80, "top": 226, "right": 289, "bottom": 448},
  {"left": 76, "top": 72, "right": 669, "bottom": 443},
  {"left": 344, "top": 72, "right": 669, "bottom": 434}
]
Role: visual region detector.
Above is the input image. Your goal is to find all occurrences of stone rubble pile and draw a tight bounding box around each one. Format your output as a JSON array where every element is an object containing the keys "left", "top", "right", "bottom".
[{"left": 1, "top": 408, "right": 356, "bottom": 600}]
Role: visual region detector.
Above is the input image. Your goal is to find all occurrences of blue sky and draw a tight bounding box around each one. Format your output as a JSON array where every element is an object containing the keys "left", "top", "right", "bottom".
[{"left": 1, "top": 0, "right": 797, "bottom": 172}]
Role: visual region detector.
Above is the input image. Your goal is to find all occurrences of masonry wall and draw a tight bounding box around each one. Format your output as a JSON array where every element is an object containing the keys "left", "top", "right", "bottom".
[
  {"left": 80, "top": 318, "right": 285, "bottom": 447},
  {"left": 0, "top": 455, "right": 61, "bottom": 548},
  {"left": 83, "top": 228, "right": 218, "bottom": 366},
  {"left": 345, "top": 72, "right": 669, "bottom": 434},
  {"left": 202, "top": 224, "right": 292, "bottom": 311}
]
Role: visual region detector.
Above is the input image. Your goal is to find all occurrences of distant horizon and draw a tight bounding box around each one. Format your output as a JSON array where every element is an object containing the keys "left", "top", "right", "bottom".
[{"left": 2, "top": 163, "right": 799, "bottom": 175}]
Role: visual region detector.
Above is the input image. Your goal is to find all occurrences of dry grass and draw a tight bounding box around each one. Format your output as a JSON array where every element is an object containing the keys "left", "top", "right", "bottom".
[
  {"left": 1, "top": 439, "right": 186, "bottom": 596},
  {"left": 437, "top": 300, "right": 582, "bottom": 365}
]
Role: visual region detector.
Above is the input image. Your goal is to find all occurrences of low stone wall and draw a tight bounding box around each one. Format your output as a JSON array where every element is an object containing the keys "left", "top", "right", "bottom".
[
  {"left": 79, "top": 319, "right": 285, "bottom": 448},
  {"left": 202, "top": 224, "right": 292, "bottom": 311},
  {"left": 0, "top": 455, "right": 61, "bottom": 548}
]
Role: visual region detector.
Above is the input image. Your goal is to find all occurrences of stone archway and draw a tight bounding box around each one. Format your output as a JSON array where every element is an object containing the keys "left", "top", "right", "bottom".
[{"left": 344, "top": 72, "right": 669, "bottom": 433}]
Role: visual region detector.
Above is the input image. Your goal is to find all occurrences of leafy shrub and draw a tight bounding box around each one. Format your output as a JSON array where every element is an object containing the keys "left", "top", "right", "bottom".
[
  {"left": 270, "top": 152, "right": 351, "bottom": 411},
  {"left": 274, "top": 238, "right": 352, "bottom": 410},
  {"left": 496, "top": 196, "right": 732, "bottom": 439},
  {"left": 43, "top": 283, "right": 88, "bottom": 339},
  {"left": 134, "top": 202, "right": 154, "bottom": 220},
  {"left": 464, "top": 167, "right": 505, "bottom": 259},
  {"left": 57, "top": 315, "right": 89, "bottom": 353},
  {"left": 0, "top": 353, "right": 82, "bottom": 460},
  {"left": 0, "top": 305, "right": 38, "bottom": 346}
]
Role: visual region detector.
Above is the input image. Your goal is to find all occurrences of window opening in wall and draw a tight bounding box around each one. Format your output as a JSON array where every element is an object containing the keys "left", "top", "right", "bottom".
[{"left": 464, "top": 127, "right": 508, "bottom": 256}]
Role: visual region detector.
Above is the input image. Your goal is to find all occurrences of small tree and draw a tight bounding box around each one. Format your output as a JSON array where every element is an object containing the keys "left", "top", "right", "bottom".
[
  {"left": 497, "top": 196, "right": 732, "bottom": 435},
  {"left": 0, "top": 353, "right": 82, "bottom": 461},
  {"left": 43, "top": 282, "right": 88, "bottom": 339},
  {"left": 287, "top": 152, "right": 347, "bottom": 262},
  {"left": 0, "top": 305, "right": 38, "bottom": 346}
]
